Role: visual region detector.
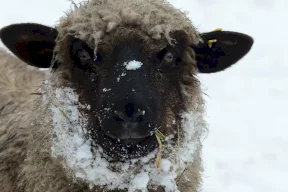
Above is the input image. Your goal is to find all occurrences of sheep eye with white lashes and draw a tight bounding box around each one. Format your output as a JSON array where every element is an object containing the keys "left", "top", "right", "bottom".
[
  {"left": 156, "top": 47, "right": 178, "bottom": 66},
  {"left": 71, "top": 38, "right": 95, "bottom": 63},
  {"left": 77, "top": 49, "right": 92, "bottom": 63},
  {"left": 71, "top": 40, "right": 102, "bottom": 70},
  {"left": 163, "top": 52, "right": 174, "bottom": 63}
]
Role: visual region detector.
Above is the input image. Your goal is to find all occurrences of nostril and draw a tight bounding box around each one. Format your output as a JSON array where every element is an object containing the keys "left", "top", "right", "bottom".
[
  {"left": 135, "top": 115, "right": 144, "bottom": 122},
  {"left": 125, "top": 102, "right": 135, "bottom": 117},
  {"left": 113, "top": 116, "right": 125, "bottom": 122},
  {"left": 112, "top": 111, "right": 127, "bottom": 122},
  {"left": 133, "top": 111, "right": 145, "bottom": 122}
]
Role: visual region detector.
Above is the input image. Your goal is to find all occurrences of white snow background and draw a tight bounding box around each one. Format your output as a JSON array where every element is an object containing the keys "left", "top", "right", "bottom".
[{"left": 1, "top": 0, "right": 287, "bottom": 191}]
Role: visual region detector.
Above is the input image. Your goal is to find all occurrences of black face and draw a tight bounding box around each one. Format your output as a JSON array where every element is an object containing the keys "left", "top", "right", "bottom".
[{"left": 67, "top": 33, "right": 185, "bottom": 160}]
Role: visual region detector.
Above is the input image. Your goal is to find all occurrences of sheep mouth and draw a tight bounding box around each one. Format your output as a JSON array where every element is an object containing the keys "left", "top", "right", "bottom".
[
  {"left": 104, "top": 132, "right": 153, "bottom": 146},
  {"left": 99, "top": 116, "right": 158, "bottom": 146},
  {"left": 94, "top": 116, "right": 159, "bottom": 159},
  {"left": 97, "top": 131, "right": 158, "bottom": 159}
]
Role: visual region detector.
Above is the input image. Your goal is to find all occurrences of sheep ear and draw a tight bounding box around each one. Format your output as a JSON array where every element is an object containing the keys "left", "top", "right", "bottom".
[
  {"left": 194, "top": 31, "right": 253, "bottom": 73},
  {"left": 0, "top": 23, "right": 58, "bottom": 68}
]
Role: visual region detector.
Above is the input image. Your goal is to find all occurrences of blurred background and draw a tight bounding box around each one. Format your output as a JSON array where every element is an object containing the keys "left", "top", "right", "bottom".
[{"left": 1, "top": 0, "right": 287, "bottom": 191}]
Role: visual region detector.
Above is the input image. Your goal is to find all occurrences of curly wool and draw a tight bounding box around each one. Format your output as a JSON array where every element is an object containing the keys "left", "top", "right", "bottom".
[
  {"left": 0, "top": 49, "right": 47, "bottom": 192},
  {"left": 0, "top": 49, "right": 46, "bottom": 116},
  {"left": 53, "top": 0, "right": 200, "bottom": 65}
]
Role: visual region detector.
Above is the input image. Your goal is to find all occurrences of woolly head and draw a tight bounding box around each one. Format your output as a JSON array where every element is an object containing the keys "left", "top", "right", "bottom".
[{"left": 0, "top": 0, "right": 253, "bottom": 191}]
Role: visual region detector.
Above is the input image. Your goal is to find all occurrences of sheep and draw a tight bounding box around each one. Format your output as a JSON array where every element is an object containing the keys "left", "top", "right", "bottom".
[{"left": 0, "top": 0, "right": 253, "bottom": 191}]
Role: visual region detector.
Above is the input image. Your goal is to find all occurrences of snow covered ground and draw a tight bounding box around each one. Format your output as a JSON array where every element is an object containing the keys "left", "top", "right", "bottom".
[{"left": 1, "top": 0, "right": 287, "bottom": 191}]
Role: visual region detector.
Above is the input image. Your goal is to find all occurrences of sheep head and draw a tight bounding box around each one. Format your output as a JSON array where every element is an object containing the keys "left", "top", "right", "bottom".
[{"left": 0, "top": 23, "right": 252, "bottom": 157}]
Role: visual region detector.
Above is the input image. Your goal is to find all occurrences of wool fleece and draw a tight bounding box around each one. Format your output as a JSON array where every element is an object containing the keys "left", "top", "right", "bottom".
[{"left": 0, "top": 0, "right": 208, "bottom": 192}]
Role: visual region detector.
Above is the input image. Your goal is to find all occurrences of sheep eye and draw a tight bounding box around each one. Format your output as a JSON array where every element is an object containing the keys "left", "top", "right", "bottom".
[
  {"left": 163, "top": 52, "right": 174, "bottom": 63},
  {"left": 77, "top": 49, "right": 92, "bottom": 62}
]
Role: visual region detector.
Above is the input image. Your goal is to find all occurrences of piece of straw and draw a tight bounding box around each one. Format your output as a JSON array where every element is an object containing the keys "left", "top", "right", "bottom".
[{"left": 155, "top": 131, "right": 165, "bottom": 171}]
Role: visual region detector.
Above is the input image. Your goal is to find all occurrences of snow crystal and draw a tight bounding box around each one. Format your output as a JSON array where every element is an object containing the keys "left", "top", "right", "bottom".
[
  {"left": 102, "top": 88, "right": 111, "bottom": 92},
  {"left": 161, "top": 159, "right": 172, "bottom": 173},
  {"left": 124, "top": 60, "right": 143, "bottom": 70},
  {"left": 129, "top": 172, "right": 150, "bottom": 192},
  {"left": 116, "top": 72, "right": 127, "bottom": 82}
]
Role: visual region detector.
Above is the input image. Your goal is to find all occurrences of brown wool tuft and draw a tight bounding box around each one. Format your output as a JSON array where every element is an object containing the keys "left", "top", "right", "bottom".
[{"left": 53, "top": 0, "right": 200, "bottom": 66}]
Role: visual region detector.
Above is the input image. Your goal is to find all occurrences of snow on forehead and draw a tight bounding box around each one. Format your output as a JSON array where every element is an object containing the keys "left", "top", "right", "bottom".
[{"left": 124, "top": 60, "right": 143, "bottom": 70}]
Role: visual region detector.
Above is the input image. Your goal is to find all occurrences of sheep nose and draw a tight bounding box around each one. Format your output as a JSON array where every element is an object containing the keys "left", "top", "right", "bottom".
[{"left": 112, "top": 102, "right": 146, "bottom": 125}]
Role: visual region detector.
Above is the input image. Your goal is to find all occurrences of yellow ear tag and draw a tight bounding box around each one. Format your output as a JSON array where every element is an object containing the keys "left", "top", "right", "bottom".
[
  {"left": 208, "top": 39, "right": 217, "bottom": 48},
  {"left": 207, "top": 28, "right": 222, "bottom": 48},
  {"left": 213, "top": 28, "right": 223, "bottom": 32}
]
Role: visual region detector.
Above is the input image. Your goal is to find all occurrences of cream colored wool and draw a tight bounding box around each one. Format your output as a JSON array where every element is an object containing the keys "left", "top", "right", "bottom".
[
  {"left": 0, "top": 0, "right": 208, "bottom": 191},
  {"left": 53, "top": 0, "right": 200, "bottom": 65},
  {"left": 0, "top": 49, "right": 46, "bottom": 191}
]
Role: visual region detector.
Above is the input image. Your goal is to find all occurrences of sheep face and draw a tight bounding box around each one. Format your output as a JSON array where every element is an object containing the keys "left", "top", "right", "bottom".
[{"left": 55, "top": 28, "right": 194, "bottom": 159}]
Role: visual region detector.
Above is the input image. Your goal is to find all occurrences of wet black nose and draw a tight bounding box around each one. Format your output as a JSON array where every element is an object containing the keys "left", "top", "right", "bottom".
[{"left": 112, "top": 102, "right": 146, "bottom": 125}]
